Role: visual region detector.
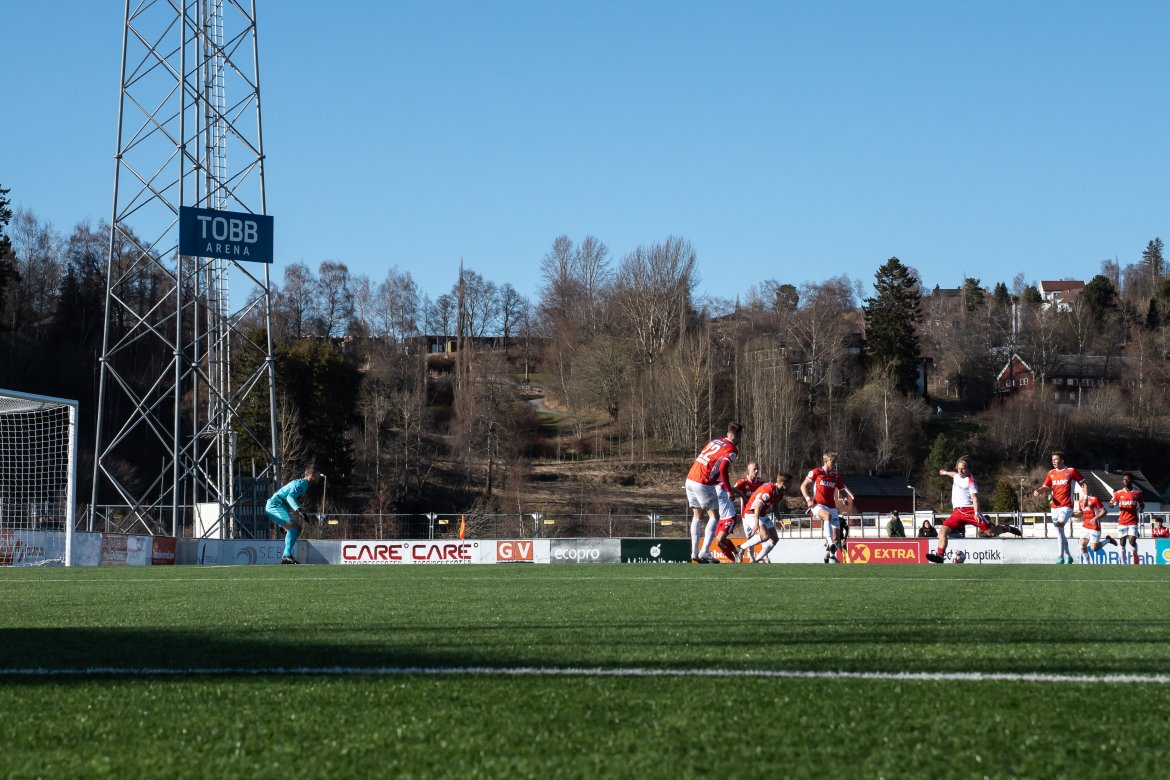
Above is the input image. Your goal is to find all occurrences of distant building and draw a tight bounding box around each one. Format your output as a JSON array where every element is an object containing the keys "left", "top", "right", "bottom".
[
  {"left": 840, "top": 474, "right": 915, "bottom": 514},
  {"left": 995, "top": 353, "right": 1128, "bottom": 405},
  {"left": 1038, "top": 280, "right": 1085, "bottom": 310}
]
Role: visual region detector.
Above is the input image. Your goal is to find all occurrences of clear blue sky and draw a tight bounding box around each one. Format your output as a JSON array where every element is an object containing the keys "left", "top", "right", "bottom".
[{"left": 4, "top": 1, "right": 1170, "bottom": 306}]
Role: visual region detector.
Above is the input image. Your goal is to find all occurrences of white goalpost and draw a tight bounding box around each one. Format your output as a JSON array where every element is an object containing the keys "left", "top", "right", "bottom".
[{"left": 0, "top": 389, "right": 78, "bottom": 566}]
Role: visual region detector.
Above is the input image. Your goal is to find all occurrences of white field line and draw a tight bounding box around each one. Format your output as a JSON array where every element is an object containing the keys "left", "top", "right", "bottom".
[{"left": 1, "top": 666, "right": 1168, "bottom": 684}]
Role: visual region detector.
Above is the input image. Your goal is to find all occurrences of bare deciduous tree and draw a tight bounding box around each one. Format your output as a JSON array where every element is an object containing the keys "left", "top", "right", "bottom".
[
  {"left": 316, "top": 260, "right": 355, "bottom": 338},
  {"left": 274, "top": 262, "right": 316, "bottom": 340},
  {"left": 610, "top": 236, "right": 698, "bottom": 365},
  {"left": 375, "top": 266, "right": 420, "bottom": 346}
]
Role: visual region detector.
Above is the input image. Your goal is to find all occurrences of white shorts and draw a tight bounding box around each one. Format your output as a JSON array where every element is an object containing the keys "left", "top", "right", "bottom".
[
  {"left": 1080, "top": 529, "right": 1100, "bottom": 545},
  {"left": 1117, "top": 525, "right": 1139, "bottom": 538},
  {"left": 717, "top": 490, "right": 737, "bottom": 522},
  {"left": 686, "top": 480, "right": 719, "bottom": 511},
  {"left": 744, "top": 512, "right": 774, "bottom": 533},
  {"left": 816, "top": 505, "right": 841, "bottom": 539},
  {"left": 1051, "top": 507, "right": 1074, "bottom": 526},
  {"left": 686, "top": 480, "right": 736, "bottom": 520}
]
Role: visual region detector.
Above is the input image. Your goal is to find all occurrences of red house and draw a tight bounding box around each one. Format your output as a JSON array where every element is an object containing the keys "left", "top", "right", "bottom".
[{"left": 996, "top": 353, "right": 1129, "bottom": 405}]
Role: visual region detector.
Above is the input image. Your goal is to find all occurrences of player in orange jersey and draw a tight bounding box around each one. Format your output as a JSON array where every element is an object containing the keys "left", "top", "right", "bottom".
[
  {"left": 686, "top": 422, "right": 742, "bottom": 563},
  {"left": 800, "top": 452, "right": 855, "bottom": 564},
  {"left": 1033, "top": 450, "right": 1086, "bottom": 565},
  {"left": 1109, "top": 472, "right": 1144, "bottom": 565},
  {"left": 1074, "top": 491, "right": 1117, "bottom": 563},
  {"left": 725, "top": 462, "right": 766, "bottom": 561},
  {"left": 733, "top": 470, "right": 792, "bottom": 563}
]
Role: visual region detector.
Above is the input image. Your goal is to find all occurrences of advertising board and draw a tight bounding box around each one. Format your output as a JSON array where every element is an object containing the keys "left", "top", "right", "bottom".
[
  {"left": 840, "top": 539, "right": 927, "bottom": 564},
  {"left": 493, "top": 539, "right": 551, "bottom": 564},
  {"left": 73, "top": 532, "right": 103, "bottom": 566},
  {"left": 931, "top": 539, "right": 1004, "bottom": 565},
  {"left": 151, "top": 536, "right": 177, "bottom": 565},
  {"left": 100, "top": 534, "right": 127, "bottom": 566},
  {"left": 196, "top": 539, "right": 286, "bottom": 565},
  {"left": 334, "top": 540, "right": 488, "bottom": 565},
  {"left": 550, "top": 538, "right": 621, "bottom": 564},
  {"left": 620, "top": 539, "right": 692, "bottom": 563},
  {"left": 1003, "top": 539, "right": 1156, "bottom": 565}
]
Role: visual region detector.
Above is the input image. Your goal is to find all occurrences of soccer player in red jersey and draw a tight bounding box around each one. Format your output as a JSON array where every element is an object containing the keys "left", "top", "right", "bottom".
[
  {"left": 800, "top": 452, "right": 855, "bottom": 564},
  {"left": 728, "top": 462, "right": 767, "bottom": 561},
  {"left": 1109, "top": 472, "right": 1145, "bottom": 565},
  {"left": 710, "top": 463, "right": 766, "bottom": 563},
  {"left": 685, "top": 422, "right": 742, "bottom": 563},
  {"left": 733, "top": 470, "right": 791, "bottom": 563},
  {"left": 927, "top": 457, "right": 1021, "bottom": 564},
  {"left": 1152, "top": 518, "right": 1169, "bottom": 538},
  {"left": 1075, "top": 491, "right": 1117, "bottom": 563},
  {"left": 1033, "top": 450, "right": 1086, "bottom": 565}
]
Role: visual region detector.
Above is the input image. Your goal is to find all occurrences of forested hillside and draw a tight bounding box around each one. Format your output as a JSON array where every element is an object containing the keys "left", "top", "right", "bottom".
[{"left": 5, "top": 184, "right": 1170, "bottom": 517}]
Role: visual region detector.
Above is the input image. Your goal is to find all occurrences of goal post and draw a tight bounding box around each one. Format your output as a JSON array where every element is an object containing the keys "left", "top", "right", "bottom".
[{"left": 0, "top": 389, "right": 79, "bottom": 566}]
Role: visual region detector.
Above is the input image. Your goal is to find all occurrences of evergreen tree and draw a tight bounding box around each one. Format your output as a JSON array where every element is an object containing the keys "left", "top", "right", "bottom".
[
  {"left": 1145, "top": 298, "right": 1161, "bottom": 331},
  {"left": 278, "top": 339, "right": 361, "bottom": 493},
  {"left": 992, "top": 281, "right": 1011, "bottom": 306},
  {"left": 1142, "top": 237, "right": 1165, "bottom": 291},
  {"left": 863, "top": 257, "right": 923, "bottom": 394},
  {"left": 960, "top": 277, "right": 985, "bottom": 312},
  {"left": 1023, "top": 285, "right": 1043, "bottom": 305},
  {"left": 990, "top": 478, "right": 1020, "bottom": 512},
  {"left": 1081, "top": 274, "right": 1118, "bottom": 320},
  {"left": 0, "top": 185, "right": 20, "bottom": 329}
]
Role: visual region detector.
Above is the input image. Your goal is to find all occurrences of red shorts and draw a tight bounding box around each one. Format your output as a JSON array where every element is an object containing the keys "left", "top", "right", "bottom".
[
  {"left": 943, "top": 507, "right": 990, "bottom": 532},
  {"left": 715, "top": 517, "right": 737, "bottom": 536}
]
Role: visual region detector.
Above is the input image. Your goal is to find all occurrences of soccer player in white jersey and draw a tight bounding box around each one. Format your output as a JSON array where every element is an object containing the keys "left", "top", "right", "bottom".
[{"left": 927, "top": 457, "right": 1021, "bottom": 563}]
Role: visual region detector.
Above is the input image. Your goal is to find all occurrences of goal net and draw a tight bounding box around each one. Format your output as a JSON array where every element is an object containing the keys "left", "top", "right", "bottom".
[{"left": 0, "top": 390, "right": 78, "bottom": 566}]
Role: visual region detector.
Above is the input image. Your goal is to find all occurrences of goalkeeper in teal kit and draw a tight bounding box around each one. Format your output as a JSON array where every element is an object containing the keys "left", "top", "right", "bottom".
[{"left": 266, "top": 465, "right": 320, "bottom": 564}]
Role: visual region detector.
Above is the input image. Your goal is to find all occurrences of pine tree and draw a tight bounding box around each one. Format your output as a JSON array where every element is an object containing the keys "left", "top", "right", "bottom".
[
  {"left": 0, "top": 184, "right": 21, "bottom": 329},
  {"left": 1142, "top": 237, "right": 1164, "bottom": 291},
  {"left": 1081, "top": 275, "right": 1118, "bottom": 320},
  {"left": 863, "top": 257, "right": 923, "bottom": 394},
  {"left": 960, "top": 277, "right": 985, "bottom": 312}
]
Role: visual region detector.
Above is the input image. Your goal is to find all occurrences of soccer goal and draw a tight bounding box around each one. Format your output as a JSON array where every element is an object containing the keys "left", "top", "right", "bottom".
[{"left": 0, "top": 389, "right": 78, "bottom": 566}]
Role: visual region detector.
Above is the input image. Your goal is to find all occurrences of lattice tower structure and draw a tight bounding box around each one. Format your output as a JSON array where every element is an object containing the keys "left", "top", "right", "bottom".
[{"left": 92, "top": 0, "right": 279, "bottom": 538}]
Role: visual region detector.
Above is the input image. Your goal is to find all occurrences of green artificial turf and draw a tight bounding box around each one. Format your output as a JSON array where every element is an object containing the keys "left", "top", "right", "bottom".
[{"left": 1, "top": 565, "right": 1168, "bottom": 778}]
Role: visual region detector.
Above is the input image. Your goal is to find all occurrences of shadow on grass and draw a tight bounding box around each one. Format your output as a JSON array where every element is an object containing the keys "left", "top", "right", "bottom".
[{"left": 4, "top": 614, "right": 1169, "bottom": 682}]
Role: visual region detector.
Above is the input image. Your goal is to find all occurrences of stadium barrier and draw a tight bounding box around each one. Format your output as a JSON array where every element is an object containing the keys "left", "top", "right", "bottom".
[{"left": 7, "top": 533, "right": 1170, "bottom": 566}]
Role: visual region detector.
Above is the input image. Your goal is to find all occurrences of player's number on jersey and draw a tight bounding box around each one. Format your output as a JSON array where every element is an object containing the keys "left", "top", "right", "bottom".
[{"left": 695, "top": 440, "right": 723, "bottom": 466}]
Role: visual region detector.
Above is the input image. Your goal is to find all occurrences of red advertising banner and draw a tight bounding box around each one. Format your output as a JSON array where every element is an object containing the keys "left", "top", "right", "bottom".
[
  {"left": 0, "top": 530, "right": 15, "bottom": 566},
  {"left": 842, "top": 539, "right": 927, "bottom": 564},
  {"left": 151, "top": 536, "right": 177, "bottom": 566}
]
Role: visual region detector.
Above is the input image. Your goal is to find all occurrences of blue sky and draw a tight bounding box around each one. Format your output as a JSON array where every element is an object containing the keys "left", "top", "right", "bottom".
[{"left": 4, "top": 1, "right": 1170, "bottom": 306}]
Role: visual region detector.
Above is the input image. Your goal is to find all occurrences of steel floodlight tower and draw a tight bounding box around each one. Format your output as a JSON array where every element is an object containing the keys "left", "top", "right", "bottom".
[{"left": 92, "top": 1, "right": 279, "bottom": 538}]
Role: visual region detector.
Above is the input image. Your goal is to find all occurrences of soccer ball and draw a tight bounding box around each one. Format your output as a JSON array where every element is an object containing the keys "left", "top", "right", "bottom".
[{"left": 952, "top": 549, "right": 967, "bottom": 564}]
